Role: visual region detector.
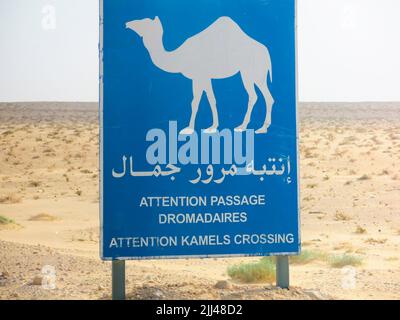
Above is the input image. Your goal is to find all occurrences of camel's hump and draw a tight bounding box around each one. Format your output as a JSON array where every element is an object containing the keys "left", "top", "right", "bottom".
[
  {"left": 178, "top": 17, "right": 247, "bottom": 47},
  {"left": 208, "top": 16, "right": 242, "bottom": 32},
  {"left": 213, "top": 16, "right": 239, "bottom": 26},
  {"left": 174, "top": 16, "right": 263, "bottom": 64}
]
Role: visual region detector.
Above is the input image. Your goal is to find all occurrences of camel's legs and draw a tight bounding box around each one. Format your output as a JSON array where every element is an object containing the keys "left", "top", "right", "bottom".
[
  {"left": 235, "top": 74, "right": 258, "bottom": 132},
  {"left": 255, "top": 81, "right": 274, "bottom": 134},
  {"left": 180, "top": 81, "right": 204, "bottom": 135},
  {"left": 204, "top": 80, "right": 219, "bottom": 133}
]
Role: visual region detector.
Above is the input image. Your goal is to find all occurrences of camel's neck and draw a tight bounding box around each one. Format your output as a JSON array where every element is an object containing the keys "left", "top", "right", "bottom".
[{"left": 143, "top": 35, "right": 181, "bottom": 74}]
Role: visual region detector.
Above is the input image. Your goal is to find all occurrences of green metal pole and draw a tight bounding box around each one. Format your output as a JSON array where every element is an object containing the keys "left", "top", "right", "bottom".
[
  {"left": 276, "top": 256, "right": 290, "bottom": 289},
  {"left": 112, "top": 260, "right": 126, "bottom": 300}
]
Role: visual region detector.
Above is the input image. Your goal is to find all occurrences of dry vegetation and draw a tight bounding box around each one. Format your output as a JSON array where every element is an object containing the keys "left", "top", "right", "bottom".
[
  {"left": 28, "top": 213, "right": 60, "bottom": 222},
  {"left": 0, "top": 215, "right": 14, "bottom": 226},
  {"left": 227, "top": 250, "right": 363, "bottom": 283}
]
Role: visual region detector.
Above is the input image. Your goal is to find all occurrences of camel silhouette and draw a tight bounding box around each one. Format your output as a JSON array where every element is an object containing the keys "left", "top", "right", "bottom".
[{"left": 126, "top": 16, "right": 274, "bottom": 135}]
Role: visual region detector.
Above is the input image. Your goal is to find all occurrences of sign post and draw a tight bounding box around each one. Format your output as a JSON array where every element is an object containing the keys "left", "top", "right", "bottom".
[
  {"left": 112, "top": 260, "right": 126, "bottom": 300},
  {"left": 276, "top": 256, "right": 290, "bottom": 289},
  {"left": 100, "top": 0, "right": 299, "bottom": 298}
]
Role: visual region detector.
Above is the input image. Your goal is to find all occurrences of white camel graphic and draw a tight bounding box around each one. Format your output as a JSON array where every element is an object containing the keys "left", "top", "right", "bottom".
[{"left": 126, "top": 16, "right": 274, "bottom": 135}]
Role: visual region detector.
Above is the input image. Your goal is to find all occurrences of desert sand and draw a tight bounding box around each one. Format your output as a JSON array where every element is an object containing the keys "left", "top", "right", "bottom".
[{"left": 0, "top": 102, "right": 399, "bottom": 300}]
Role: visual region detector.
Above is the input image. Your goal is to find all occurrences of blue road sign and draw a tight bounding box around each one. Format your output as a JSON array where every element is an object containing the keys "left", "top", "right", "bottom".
[{"left": 100, "top": 0, "right": 300, "bottom": 260}]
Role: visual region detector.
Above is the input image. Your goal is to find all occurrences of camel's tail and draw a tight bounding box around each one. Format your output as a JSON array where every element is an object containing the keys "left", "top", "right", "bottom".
[
  {"left": 268, "top": 66, "right": 273, "bottom": 83},
  {"left": 266, "top": 54, "right": 273, "bottom": 83}
]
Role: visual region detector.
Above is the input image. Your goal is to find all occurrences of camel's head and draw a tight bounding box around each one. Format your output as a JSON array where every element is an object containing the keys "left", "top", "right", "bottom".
[{"left": 126, "top": 16, "right": 163, "bottom": 39}]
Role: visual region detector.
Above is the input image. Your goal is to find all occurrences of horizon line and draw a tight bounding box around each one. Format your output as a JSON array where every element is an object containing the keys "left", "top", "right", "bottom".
[{"left": 1, "top": 100, "right": 400, "bottom": 104}]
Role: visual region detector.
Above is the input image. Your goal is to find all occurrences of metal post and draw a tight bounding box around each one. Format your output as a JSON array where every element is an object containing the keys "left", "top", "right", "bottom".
[
  {"left": 112, "top": 260, "right": 126, "bottom": 300},
  {"left": 276, "top": 256, "right": 290, "bottom": 289}
]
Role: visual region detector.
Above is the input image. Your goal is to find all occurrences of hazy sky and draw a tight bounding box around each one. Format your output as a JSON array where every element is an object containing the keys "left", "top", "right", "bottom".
[{"left": 0, "top": 0, "right": 399, "bottom": 102}]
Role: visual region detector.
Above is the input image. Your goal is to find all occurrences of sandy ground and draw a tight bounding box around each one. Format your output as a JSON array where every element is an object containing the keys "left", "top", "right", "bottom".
[{"left": 0, "top": 102, "right": 399, "bottom": 300}]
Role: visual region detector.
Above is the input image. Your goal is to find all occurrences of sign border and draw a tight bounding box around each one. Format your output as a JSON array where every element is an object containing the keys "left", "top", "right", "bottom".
[{"left": 99, "top": 0, "right": 301, "bottom": 261}]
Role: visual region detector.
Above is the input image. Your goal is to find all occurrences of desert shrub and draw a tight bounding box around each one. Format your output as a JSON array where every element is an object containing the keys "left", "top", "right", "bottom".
[
  {"left": 0, "top": 194, "right": 22, "bottom": 204},
  {"left": 227, "top": 257, "right": 276, "bottom": 283},
  {"left": 354, "top": 226, "right": 367, "bottom": 234},
  {"left": 29, "top": 213, "right": 59, "bottom": 222},
  {"left": 358, "top": 174, "right": 371, "bottom": 181},
  {"left": 334, "top": 211, "right": 351, "bottom": 221},
  {"left": 290, "top": 250, "right": 326, "bottom": 265},
  {"left": 0, "top": 215, "right": 14, "bottom": 225},
  {"left": 329, "top": 254, "right": 363, "bottom": 268}
]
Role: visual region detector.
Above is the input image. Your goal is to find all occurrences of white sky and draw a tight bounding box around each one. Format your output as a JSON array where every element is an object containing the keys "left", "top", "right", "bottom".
[{"left": 0, "top": 0, "right": 399, "bottom": 102}]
